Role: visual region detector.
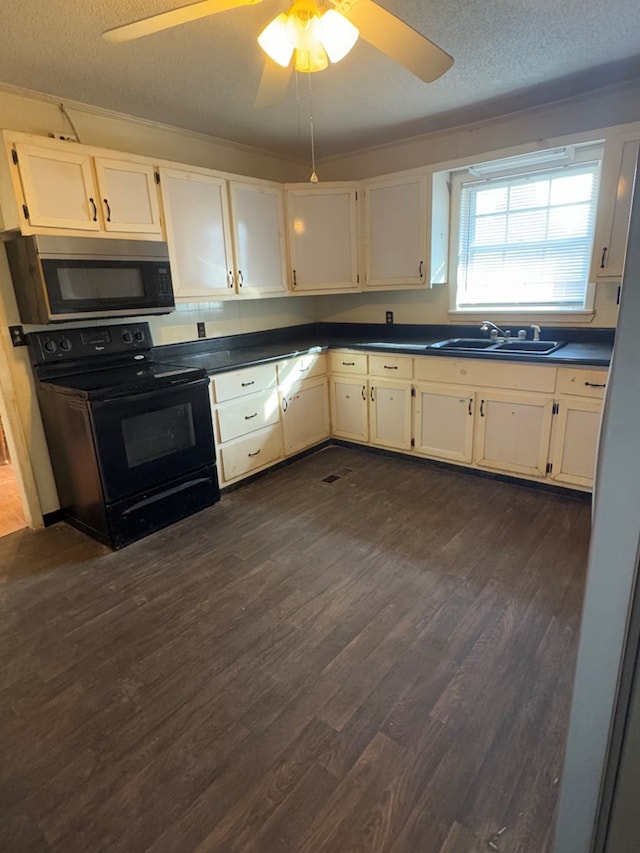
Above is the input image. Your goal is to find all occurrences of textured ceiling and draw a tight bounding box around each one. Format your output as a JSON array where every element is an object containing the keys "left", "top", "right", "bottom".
[{"left": 1, "top": 0, "right": 640, "bottom": 160}]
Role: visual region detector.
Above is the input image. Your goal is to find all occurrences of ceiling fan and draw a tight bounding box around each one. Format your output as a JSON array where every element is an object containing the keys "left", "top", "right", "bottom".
[{"left": 103, "top": 0, "right": 454, "bottom": 109}]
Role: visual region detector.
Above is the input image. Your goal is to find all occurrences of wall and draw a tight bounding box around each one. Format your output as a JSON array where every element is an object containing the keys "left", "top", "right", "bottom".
[{"left": 315, "top": 78, "right": 640, "bottom": 330}]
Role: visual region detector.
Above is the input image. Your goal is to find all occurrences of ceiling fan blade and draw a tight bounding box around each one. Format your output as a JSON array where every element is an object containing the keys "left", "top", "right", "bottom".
[
  {"left": 103, "top": 0, "right": 262, "bottom": 44},
  {"left": 254, "top": 59, "right": 293, "bottom": 109},
  {"left": 342, "top": 0, "right": 453, "bottom": 83}
]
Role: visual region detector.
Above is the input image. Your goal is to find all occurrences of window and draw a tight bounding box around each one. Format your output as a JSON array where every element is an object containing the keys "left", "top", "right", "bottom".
[{"left": 452, "top": 145, "right": 603, "bottom": 312}]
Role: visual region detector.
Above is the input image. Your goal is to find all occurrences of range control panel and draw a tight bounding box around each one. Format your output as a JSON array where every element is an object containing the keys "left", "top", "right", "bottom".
[{"left": 28, "top": 322, "right": 152, "bottom": 364}]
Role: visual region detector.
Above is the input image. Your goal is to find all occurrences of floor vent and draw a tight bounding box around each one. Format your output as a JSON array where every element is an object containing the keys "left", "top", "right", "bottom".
[{"left": 321, "top": 467, "right": 353, "bottom": 485}]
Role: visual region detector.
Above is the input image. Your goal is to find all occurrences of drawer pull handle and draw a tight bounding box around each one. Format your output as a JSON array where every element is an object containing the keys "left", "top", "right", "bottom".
[
  {"left": 244, "top": 412, "right": 258, "bottom": 419},
  {"left": 480, "top": 399, "right": 485, "bottom": 417},
  {"left": 342, "top": 361, "right": 355, "bottom": 366},
  {"left": 383, "top": 365, "right": 398, "bottom": 370},
  {"left": 585, "top": 381, "right": 607, "bottom": 388},
  {"left": 299, "top": 365, "right": 310, "bottom": 372},
  {"left": 248, "top": 449, "right": 261, "bottom": 458},
  {"left": 241, "top": 380, "right": 255, "bottom": 387}
]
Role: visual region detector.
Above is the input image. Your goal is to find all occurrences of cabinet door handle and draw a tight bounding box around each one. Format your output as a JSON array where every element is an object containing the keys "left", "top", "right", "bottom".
[
  {"left": 480, "top": 399, "right": 485, "bottom": 417},
  {"left": 468, "top": 397, "right": 473, "bottom": 416},
  {"left": 247, "top": 449, "right": 261, "bottom": 458},
  {"left": 299, "top": 365, "right": 310, "bottom": 372},
  {"left": 282, "top": 397, "right": 288, "bottom": 412},
  {"left": 292, "top": 269, "right": 297, "bottom": 288},
  {"left": 419, "top": 260, "right": 424, "bottom": 278},
  {"left": 89, "top": 197, "right": 98, "bottom": 221},
  {"left": 585, "top": 381, "right": 607, "bottom": 388},
  {"left": 361, "top": 385, "right": 366, "bottom": 400},
  {"left": 383, "top": 365, "right": 398, "bottom": 370},
  {"left": 244, "top": 412, "right": 258, "bottom": 420},
  {"left": 237, "top": 270, "right": 244, "bottom": 287},
  {"left": 600, "top": 247, "right": 608, "bottom": 269},
  {"left": 370, "top": 386, "right": 375, "bottom": 401},
  {"left": 103, "top": 198, "right": 111, "bottom": 222},
  {"left": 241, "top": 380, "right": 254, "bottom": 387},
  {"left": 227, "top": 271, "right": 235, "bottom": 288}
]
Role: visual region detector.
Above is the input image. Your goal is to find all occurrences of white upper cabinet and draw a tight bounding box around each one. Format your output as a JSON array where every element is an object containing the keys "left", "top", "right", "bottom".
[
  {"left": 93, "top": 157, "right": 162, "bottom": 235},
  {"left": 591, "top": 133, "right": 640, "bottom": 282},
  {"left": 160, "top": 168, "right": 235, "bottom": 300},
  {"left": 13, "top": 143, "right": 101, "bottom": 232},
  {"left": 11, "top": 141, "right": 163, "bottom": 239},
  {"left": 228, "top": 180, "right": 288, "bottom": 297},
  {"left": 286, "top": 184, "right": 359, "bottom": 292},
  {"left": 363, "top": 173, "right": 428, "bottom": 288}
]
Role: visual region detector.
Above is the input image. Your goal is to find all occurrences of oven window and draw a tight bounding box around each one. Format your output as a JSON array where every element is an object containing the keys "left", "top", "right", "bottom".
[
  {"left": 58, "top": 267, "right": 145, "bottom": 300},
  {"left": 121, "top": 403, "right": 196, "bottom": 468}
]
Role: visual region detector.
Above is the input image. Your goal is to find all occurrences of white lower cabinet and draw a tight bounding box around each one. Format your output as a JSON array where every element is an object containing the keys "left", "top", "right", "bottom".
[
  {"left": 281, "top": 377, "right": 331, "bottom": 455},
  {"left": 219, "top": 425, "right": 284, "bottom": 483},
  {"left": 549, "top": 397, "right": 603, "bottom": 488},
  {"left": 474, "top": 391, "right": 555, "bottom": 478},
  {"left": 369, "top": 380, "right": 412, "bottom": 451},
  {"left": 330, "top": 377, "right": 369, "bottom": 442},
  {"left": 414, "top": 383, "right": 475, "bottom": 463}
]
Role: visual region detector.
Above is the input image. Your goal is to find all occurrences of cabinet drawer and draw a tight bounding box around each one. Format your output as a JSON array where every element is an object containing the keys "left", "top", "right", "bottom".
[
  {"left": 215, "top": 389, "right": 280, "bottom": 443},
  {"left": 415, "top": 356, "right": 556, "bottom": 393},
  {"left": 219, "top": 424, "right": 283, "bottom": 483},
  {"left": 330, "top": 351, "right": 368, "bottom": 375},
  {"left": 277, "top": 352, "right": 326, "bottom": 385},
  {"left": 369, "top": 353, "right": 413, "bottom": 380},
  {"left": 556, "top": 367, "right": 608, "bottom": 399},
  {"left": 211, "top": 363, "right": 277, "bottom": 403}
]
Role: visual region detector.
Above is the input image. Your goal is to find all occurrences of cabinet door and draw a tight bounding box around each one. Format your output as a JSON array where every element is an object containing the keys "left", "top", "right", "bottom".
[
  {"left": 94, "top": 157, "right": 162, "bottom": 235},
  {"left": 160, "top": 168, "right": 234, "bottom": 299},
  {"left": 549, "top": 397, "right": 602, "bottom": 489},
  {"left": 414, "top": 383, "right": 475, "bottom": 463},
  {"left": 591, "top": 135, "right": 640, "bottom": 282},
  {"left": 369, "top": 380, "right": 412, "bottom": 451},
  {"left": 282, "top": 377, "right": 330, "bottom": 455},
  {"left": 363, "top": 173, "right": 428, "bottom": 288},
  {"left": 286, "top": 185, "right": 359, "bottom": 292},
  {"left": 329, "top": 377, "right": 368, "bottom": 441},
  {"left": 474, "top": 391, "right": 554, "bottom": 478},
  {"left": 14, "top": 143, "right": 101, "bottom": 231},
  {"left": 228, "top": 180, "right": 288, "bottom": 296}
]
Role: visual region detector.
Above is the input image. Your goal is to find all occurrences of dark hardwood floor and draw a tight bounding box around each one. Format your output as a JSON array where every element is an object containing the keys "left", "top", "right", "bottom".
[{"left": 0, "top": 447, "right": 591, "bottom": 852}]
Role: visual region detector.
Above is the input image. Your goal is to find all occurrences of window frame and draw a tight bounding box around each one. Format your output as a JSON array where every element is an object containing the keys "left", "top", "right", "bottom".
[{"left": 448, "top": 143, "right": 604, "bottom": 317}]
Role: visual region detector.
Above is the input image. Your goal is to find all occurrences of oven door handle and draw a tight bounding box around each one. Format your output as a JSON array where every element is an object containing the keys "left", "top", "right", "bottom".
[
  {"left": 121, "top": 477, "right": 213, "bottom": 516},
  {"left": 90, "top": 375, "right": 210, "bottom": 408}
]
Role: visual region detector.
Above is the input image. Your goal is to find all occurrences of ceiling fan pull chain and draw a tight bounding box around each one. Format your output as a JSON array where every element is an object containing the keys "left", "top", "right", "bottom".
[{"left": 308, "top": 71, "right": 318, "bottom": 183}]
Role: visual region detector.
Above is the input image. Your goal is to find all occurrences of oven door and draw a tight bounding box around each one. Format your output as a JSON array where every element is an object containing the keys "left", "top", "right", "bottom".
[{"left": 89, "top": 378, "right": 215, "bottom": 503}]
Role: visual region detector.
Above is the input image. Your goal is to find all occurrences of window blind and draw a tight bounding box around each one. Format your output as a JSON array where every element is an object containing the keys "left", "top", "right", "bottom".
[{"left": 456, "top": 159, "right": 601, "bottom": 310}]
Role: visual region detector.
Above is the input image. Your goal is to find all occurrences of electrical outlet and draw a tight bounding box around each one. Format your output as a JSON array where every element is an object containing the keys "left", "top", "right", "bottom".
[
  {"left": 197, "top": 322, "right": 206, "bottom": 339},
  {"left": 9, "top": 325, "right": 27, "bottom": 347},
  {"left": 386, "top": 311, "right": 394, "bottom": 324}
]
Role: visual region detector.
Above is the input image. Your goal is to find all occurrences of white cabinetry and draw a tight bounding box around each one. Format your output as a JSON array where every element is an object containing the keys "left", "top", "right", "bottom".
[
  {"left": 281, "top": 376, "right": 330, "bottom": 455},
  {"left": 369, "top": 380, "right": 412, "bottom": 450},
  {"left": 211, "top": 363, "right": 283, "bottom": 486},
  {"left": 160, "top": 168, "right": 234, "bottom": 300},
  {"left": 549, "top": 398, "right": 602, "bottom": 488},
  {"left": 474, "top": 391, "right": 555, "bottom": 478},
  {"left": 286, "top": 184, "right": 359, "bottom": 292},
  {"left": 228, "top": 180, "right": 288, "bottom": 297},
  {"left": 591, "top": 132, "right": 640, "bottom": 282},
  {"left": 9, "top": 139, "right": 163, "bottom": 238},
  {"left": 330, "top": 377, "right": 368, "bottom": 442},
  {"left": 414, "top": 383, "right": 475, "bottom": 463},
  {"left": 362, "top": 173, "right": 428, "bottom": 288}
]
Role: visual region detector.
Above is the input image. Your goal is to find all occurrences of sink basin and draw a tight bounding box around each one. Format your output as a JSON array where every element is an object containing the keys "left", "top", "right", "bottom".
[
  {"left": 428, "top": 338, "right": 497, "bottom": 351},
  {"left": 493, "top": 340, "right": 566, "bottom": 354}
]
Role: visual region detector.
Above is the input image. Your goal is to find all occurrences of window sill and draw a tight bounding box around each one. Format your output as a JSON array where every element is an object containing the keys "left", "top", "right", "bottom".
[{"left": 448, "top": 309, "right": 596, "bottom": 324}]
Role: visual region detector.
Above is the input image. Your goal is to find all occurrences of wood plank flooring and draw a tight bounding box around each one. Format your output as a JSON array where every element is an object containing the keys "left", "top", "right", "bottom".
[{"left": 0, "top": 447, "right": 591, "bottom": 852}]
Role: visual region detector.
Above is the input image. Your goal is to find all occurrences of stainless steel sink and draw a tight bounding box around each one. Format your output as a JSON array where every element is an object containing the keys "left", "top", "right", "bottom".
[
  {"left": 429, "top": 338, "right": 497, "bottom": 351},
  {"left": 427, "top": 338, "right": 567, "bottom": 355}
]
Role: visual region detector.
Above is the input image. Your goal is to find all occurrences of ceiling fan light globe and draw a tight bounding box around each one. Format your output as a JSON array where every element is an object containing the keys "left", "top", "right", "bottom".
[
  {"left": 287, "top": 7, "right": 322, "bottom": 51},
  {"left": 320, "top": 9, "right": 359, "bottom": 63},
  {"left": 258, "top": 14, "right": 294, "bottom": 67},
  {"left": 294, "top": 45, "right": 328, "bottom": 73}
]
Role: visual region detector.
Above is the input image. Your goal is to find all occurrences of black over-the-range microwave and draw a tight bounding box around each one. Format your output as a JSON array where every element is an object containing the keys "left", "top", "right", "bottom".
[{"left": 4, "top": 235, "right": 175, "bottom": 324}]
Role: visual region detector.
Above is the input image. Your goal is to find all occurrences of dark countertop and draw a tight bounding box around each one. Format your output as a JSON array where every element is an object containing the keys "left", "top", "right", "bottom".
[{"left": 158, "top": 323, "right": 613, "bottom": 375}]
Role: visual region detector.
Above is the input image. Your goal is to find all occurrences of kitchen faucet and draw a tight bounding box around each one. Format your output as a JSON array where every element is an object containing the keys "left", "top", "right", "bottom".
[{"left": 480, "top": 320, "right": 507, "bottom": 339}]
